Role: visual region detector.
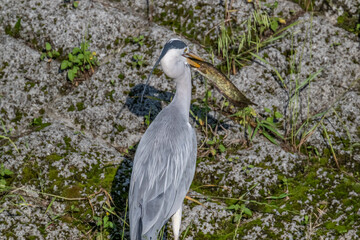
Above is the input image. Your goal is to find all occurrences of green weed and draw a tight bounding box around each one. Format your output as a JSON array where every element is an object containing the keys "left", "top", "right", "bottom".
[
  {"left": 144, "top": 110, "right": 151, "bottom": 127},
  {"left": 132, "top": 54, "right": 144, "bottom": 68},
  {"left": 73, "top": 1, "right": 79, "bottom": 8},
  {"left": 0, "top": 119, "right": 18, "bottom": 152},
  {"left": 131, "top": 35, "right": 145, "bottom": 47},
  {"left": 61, "top": 40, "right": 99, "bottom": 83},
  {"left": 93, "top": 213, "right": 115, "bottom": 239},
  {"left": 40, "top": 42, "right": 60, "bottom": 62},
  {"left": 0, "top": 164, "right": 13, "bottom": 192},
  {"left": 5, "top": 18, "right": 22, "bottom": 38},
  {"left": 30, "top": 117, "right": 51, "bottom": 131},
  {"left": 216, "top": 6, "right": 294, "bottom": 76}
]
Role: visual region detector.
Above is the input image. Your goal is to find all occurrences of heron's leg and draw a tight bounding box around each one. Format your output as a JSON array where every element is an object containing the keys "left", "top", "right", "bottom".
[{"left": 172, "top": 207, "right": 182, "bottom": 240}]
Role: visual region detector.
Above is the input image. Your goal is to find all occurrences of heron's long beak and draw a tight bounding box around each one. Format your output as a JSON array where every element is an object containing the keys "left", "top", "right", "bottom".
[{"left": 184, "top": 52, "right": 205, "bottom": 68}]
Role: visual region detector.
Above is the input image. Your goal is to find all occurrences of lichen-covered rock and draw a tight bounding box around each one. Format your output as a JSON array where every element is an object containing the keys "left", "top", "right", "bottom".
[
  {"left": 1, "top": 0, "right": 359, "bottom": 239},
  {"left": 0, "top": 122, "right": 123, "bottom": 238}
]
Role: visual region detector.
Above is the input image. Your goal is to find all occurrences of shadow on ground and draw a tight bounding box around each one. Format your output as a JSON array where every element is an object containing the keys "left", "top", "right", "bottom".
[
  {"left": 123, "top": 84, "right": 231, "bottom": 129},
  {"left": 110, "top": 157, "right": 133, "bottom": 240}
]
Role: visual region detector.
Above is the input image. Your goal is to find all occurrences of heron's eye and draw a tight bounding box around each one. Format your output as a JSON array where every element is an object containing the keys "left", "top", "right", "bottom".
[{"left": 184, "top": 48, "right": 189, "bottom": 53}]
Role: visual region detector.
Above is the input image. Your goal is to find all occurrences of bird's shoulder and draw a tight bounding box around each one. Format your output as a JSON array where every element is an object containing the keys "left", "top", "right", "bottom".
[{"left": 144, "top": 107, "right": 194, "bottom": 141}]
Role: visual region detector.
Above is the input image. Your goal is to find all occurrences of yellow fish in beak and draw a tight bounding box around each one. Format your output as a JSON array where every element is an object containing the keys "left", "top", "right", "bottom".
[{"left": 184, "top": 53, "right": 257, "bottom": 108}]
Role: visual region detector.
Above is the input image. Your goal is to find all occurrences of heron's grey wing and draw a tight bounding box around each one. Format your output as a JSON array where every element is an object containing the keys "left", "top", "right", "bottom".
[{"left": 129, "top": 108, "right": 197, "bottom": 239}]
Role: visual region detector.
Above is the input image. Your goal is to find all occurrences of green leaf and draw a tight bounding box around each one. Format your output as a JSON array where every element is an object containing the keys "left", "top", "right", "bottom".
[
  {"left": 4, "top": 168, "right": 14, "bottom": 176},
  {"left": 77, "top": 53, "right": 84, "bottom": 60},
  {"left": 73, "top": 1, "right": 79, "bottom": 8},
  {"left": 250, "top": 125, "right": 259, "bottom": 142},
  {"left": 40, "top": 53, "right": 46, "bottom": 60},
  {"left": 84, "top": 51, "right": 91, "bottom": 58},
  {"left": 61, "top": 60, "right": 69, "bottom": 70},
  {"left": 32, "top": 117, "right": 42, "bottom": 126},
  {"left": 261, "top": 119, "right": 277, "bottom": 127},
  {"left": 53, "top": 51, "right": 60, "bottom": 58},
  {"left": 262, "top": 123, "right": 284, "bottom": 139},
  {"left": 234, "top": 213, "right": 242, "bottom": 222},
  {"left": 13, "top": 18, "right": 22, "bottom": 36},
  {"left": 72, "top": 47, "right": 81, "bottom": 55},
  {"left": 103, "top": 215, "right": 108, "bottom": 225},
  {"left": 273, "top": 1, "right": 278, "bottom": 9},
  {"left": 68, "top": 53, "right": 74, "bottom": 62},
  {"left": 108, "top": 221, "right": 114, "bottom": 228},
  {"left": 48, "top": 52, "right": 53, "bottom": 58},
  {"left": 227, "top": 204, "right": 240, "bottom": 211},
  {"left": 304, "top": 215, "right": 309, "bottom": 224},
  {"left": 68, "top": 70, "right": 75, "bottom": 81},
  {"left": 0, "top": 179, "right": 6, "bottom": 189},
  {"left": 274, "top": 111, "right": 283, "bottom": 119},
  {"left": 96, "top": 218, "right": 102, "bottom": 226},
  {"left": 45, "top": 42, "right": 52, "bottom": 51},
  {"left": 243, "top": 207, "right": 252, "bottom": 217},
  {"left": 266, "top": 117, "right": 273, "bottom": 123},
  {"left": 266, "top": 193, "right": 289, "bottom": 199},
  {"left": 219, "top": 144, "right": 226, "bottom": 153},
  {"left": 270, "top": 19, "right": 279, "bottom": 32},
  {"left": 73, "top": 56, "right": 80, "bottom": 64},
  {"left": 210, "top": 148, "right": 217, "bottom": 155},
  {"left": 45, "top": 197, "right": 56, "bottom": 214},
  {"left": 262, "top": 130, "right": 278, "bottom": 145}
]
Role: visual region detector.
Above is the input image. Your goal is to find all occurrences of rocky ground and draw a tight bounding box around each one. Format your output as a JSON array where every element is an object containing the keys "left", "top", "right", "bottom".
[{"left": 0, "top": 0, "right": 359, "bottom": 239}]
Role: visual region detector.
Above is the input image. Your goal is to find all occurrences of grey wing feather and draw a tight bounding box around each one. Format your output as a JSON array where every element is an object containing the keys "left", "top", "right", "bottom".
[{"left": 129, "top": 107, "right": 197, "bottom": 239}]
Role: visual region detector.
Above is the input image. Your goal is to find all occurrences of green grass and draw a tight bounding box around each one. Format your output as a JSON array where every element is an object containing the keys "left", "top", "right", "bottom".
[{"left": 216, "top": 6, "right": 299, "bottom": 77}]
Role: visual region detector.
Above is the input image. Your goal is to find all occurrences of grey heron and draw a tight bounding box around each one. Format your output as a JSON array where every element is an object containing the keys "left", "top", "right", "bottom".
[{"left": 129, "top": 39, "right": 204, "bottom": 240}]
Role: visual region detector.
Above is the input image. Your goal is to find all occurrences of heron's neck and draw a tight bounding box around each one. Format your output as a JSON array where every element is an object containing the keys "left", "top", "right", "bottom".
[{"left": 171, "top": 67, "right": 192, "bottom": 122}]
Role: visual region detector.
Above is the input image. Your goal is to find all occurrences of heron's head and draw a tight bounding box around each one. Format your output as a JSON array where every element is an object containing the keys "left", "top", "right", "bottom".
[
  {"left": 141, "top": 39, "right": 204, "bottom": 101},
  {"left": 158, "top": 39, "right": 200, "bottom": 79}
]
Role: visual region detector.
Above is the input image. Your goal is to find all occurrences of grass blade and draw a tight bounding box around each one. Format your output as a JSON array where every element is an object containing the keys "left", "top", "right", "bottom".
[
  {"left": 250, "top": 52, "right": 286, "bottom": 88},
  {"left": 321, "top": 122, "right": 339, "bottom": 168},
  {"left": 45, "top": 197, "right": 56, "bottom": 214}
]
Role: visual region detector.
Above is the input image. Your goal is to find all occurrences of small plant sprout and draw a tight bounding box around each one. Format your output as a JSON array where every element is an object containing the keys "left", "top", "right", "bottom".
[
  {"left": 0, "top": 119, "right": 18, "bottom": 152},
  {"left": 0, "top": 163, "right": 13, "bottom": 191},
  {"left": 61, "top": 40, "right": 99, "bottom": 83},
  {"left": 132, "top": 54, "right": 144, "bottom": 68},
  {"left": 93, "top": 212, "right": 115, "bottom": 238},
  {"left": 40, "top": 42, "right": 60, "bottom": 62},
  {"left": 253, "top": 108, "right": 284, "bottom": 145},
  {"left": 144, "top": 110, "right": 151, "bottom": 126},
  {"left": 73, "top": 1, "right": 79, "bottom": 8},
  {"left": 5, "top": 17, "right": 22, "bottom": 38},
  {"left": 132, "top": 35, "right": 145, "bottom": 46}
]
